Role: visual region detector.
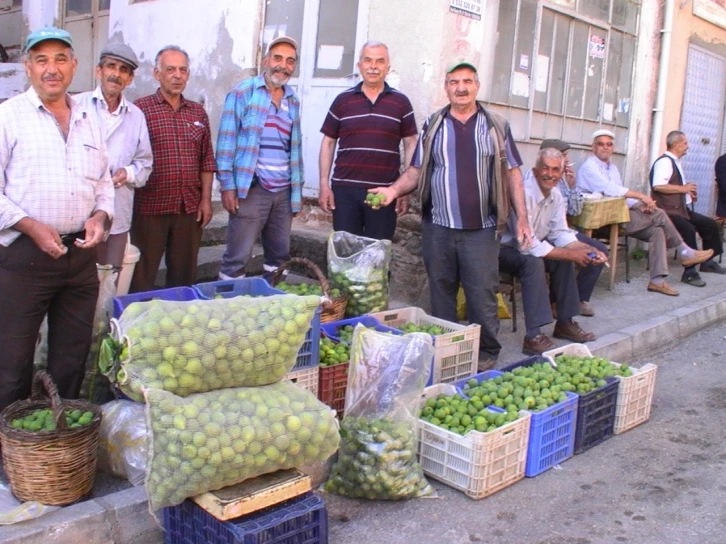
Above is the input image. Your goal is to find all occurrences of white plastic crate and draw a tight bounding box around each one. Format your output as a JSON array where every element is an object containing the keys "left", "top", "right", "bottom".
[
  {"left": 285, "top": 365, "right": 319, "bottom": 397},
  {"left": 418, "top": 384, "right": 530, "bottom": 499},
  {"left": 369, "top": 307, "right": 480, "bottom": 385},
  {"left": 544, "top": 343, "right": 657, "bottom": 434}
]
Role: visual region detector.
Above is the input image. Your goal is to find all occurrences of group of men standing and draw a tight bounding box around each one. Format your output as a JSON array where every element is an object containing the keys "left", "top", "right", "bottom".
[{"left": 0, "top": 27, "right": 722, "bottom": 412}]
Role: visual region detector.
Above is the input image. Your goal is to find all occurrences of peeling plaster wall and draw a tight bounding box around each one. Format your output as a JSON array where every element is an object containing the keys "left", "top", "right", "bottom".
[
  {"left": 622, "top": 0, "right": 660, "bottom": 191},
  {"left": 368, "top": 0, "right": 485, "bottom": 129},
  {"left": 660, "top": 1, "right": 726, "bottom": 152},
  {"left": 108, "top": 0, "right": 263, "bottom": 193}
]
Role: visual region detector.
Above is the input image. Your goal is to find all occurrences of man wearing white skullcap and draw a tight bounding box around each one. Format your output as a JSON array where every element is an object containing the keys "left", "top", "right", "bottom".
[{"left": 578, "top": 129, "right": 712, "bottom": 296}]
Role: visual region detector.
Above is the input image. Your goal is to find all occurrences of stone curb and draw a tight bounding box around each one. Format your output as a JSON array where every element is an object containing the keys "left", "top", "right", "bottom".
[{"left": 2, "top": 290, "right": 726, "bottom": 543}]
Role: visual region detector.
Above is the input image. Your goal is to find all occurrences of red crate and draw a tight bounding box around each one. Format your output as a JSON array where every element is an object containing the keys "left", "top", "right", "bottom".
[{"left": 318, "top": 362, "right": 348, "bottom": 418}]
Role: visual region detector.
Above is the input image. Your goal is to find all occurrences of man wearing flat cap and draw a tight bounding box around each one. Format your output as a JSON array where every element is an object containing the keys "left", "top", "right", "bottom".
[
  {"left": 217, "top": 36, "right": 303, "bottom": 281},
  {"left": 370, "top": 60, "right": 532, "bottom": 367},
  {"left": 523, "top": 139, "right": 608, "bottom": 317},
  {"left": 76, "top": 43, "right": 153, "bottom": 275},
  {"left": 0, "top": 27, "right": 114, "bottom": 411},
  {"left": 578, "top": 129, "right": 712, "bottom": 296}
]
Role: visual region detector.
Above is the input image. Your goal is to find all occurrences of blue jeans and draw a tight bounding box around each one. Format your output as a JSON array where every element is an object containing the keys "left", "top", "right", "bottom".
[
  {"left": 220, "top": 184, "right": 292, "bottom": 278},
  {"left": 332, "top": 185, "right": 398, "bottom": 241},
  {"left": 421, "top": 221, "right": 501, "bottom": 359}
]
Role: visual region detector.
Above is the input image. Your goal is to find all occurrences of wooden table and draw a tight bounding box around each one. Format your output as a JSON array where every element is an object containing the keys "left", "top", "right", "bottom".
[{"left": 569, "top": 196, "right": 631, "bottom": 291}]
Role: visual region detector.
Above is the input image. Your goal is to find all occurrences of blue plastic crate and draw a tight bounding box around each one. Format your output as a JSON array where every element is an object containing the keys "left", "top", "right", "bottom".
[
  {"left": 163, "top": 493, "right": 327, "bottom": 544},
  {"left": 453, "top": 370, "right": 504, "bottom": 396},
  {"left": 524, "top": 392, "right": 578, "bottom": 477},
  {"left": 499, "top": 355, "right": 551, "bottom": 373},
  {"left": 319, "top": 316, "right": 403, "bottom": 344},
  {"left": 113, "top": 287, "right": 200, "bottom": 319},
  {"left": 193, "top": 277, "right": 280, "bottom": 300}
]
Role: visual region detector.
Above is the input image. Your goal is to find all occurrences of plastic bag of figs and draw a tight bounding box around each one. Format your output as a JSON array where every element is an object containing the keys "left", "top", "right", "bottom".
[{"left": 325, "top": 326, "right": 435, "bottom": 500}]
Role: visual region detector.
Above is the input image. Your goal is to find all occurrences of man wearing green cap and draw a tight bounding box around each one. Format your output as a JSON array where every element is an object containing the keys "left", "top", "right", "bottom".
[
  {"left": 369, "top": 60, "right": 532, "bottom": 367},
  {"left": 0, "top": 27, "right": 114, "bottom": 411}
]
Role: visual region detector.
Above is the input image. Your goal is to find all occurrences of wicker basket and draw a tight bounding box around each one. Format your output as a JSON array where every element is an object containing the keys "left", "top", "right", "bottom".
[
  {"left": 0, "top": 371, "right": 103, "bottom": 505},
  {"left": 271, "top": 257, "right": 347, "bottom": 323}
]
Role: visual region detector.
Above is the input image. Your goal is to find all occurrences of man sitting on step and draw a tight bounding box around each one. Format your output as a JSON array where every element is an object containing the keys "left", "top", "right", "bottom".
[{"left": 500, "top": 148, "right": 605, "bottom": 356}]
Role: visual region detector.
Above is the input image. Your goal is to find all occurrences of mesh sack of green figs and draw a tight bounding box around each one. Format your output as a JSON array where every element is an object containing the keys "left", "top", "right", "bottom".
[
  {"left": 327, "top": 231, "right": 391, "bottom": 317},
  {"left": 325, "top": 326, "right": 435, "bottom": 500},
  {"left": 103, "top": 295, "right": 320, "bottom": 400},
  {"left": 144, "top": 382, "right": 340, "bottom": 510}
]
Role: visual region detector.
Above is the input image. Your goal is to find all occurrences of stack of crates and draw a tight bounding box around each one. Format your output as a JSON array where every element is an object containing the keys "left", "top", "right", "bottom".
[
  {"left": 369, "top": 307, "right": 480, "bottom": 385},
  {"left": 163, "top": 470, "right": 328, "bottom": 544},
  {"left": 317, "top": 316, "right": 402, "bottom": 417}
]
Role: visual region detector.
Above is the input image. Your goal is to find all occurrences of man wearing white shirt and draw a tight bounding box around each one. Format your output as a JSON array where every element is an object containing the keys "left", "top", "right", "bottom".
[
  {"left": 650, "top": 130, "right": 725, "bottom": 287},
  {"left": 0, "top": 28, "right": 114, "bottom": 412},
  {"left": 76, "top": 43, "right": 153, "bottom": 274},
  {"left": 578, "top": 129, "right": 712, "bottom": 296},
  {"left": 501, "top": 148, "right": 605, "bottom": 355}
]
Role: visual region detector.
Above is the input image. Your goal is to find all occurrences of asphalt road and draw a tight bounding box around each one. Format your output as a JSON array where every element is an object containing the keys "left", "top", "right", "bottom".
[{"left": 324, "top": 322, "right": 726, "bottom": 544}]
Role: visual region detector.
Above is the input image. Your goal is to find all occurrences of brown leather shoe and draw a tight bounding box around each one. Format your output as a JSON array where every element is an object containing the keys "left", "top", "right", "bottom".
[
  {"left": 553, "top": 320, "right": 596, "bottom": 343},
  {"left": 647, "top": 281, "right": 679, "bottom": 296},
  {"left": 522, "top": 334, "right": 556, "bottom": 355},
  {"left": 579, "top": 301, "right": 595, "bottom": 317},
  {"left": 680, "top": 249, "right": 714, "bottom": 268}
]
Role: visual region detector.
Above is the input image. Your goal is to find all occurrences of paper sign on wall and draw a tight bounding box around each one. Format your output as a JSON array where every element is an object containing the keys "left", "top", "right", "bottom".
[
  {"left": 603, "top": 102, "right": 614, "bottom": 121},
  {"left": 317, "top": 45, "right": 344, "bottom": 71},
  {"left": 535, "top": 55, "right": 549, "bottom": 93},
  {"left": 588, "top": 35, "right": 605, "bottom": 59},
  {"left": 519, "top": 54, "right": 529, "bottom": 70},
  {"left": 449, "top": 0, "right": 483, "bottom": 20},
  {"left": 511, "top": 72, "right": 530, "bottom": 98}
]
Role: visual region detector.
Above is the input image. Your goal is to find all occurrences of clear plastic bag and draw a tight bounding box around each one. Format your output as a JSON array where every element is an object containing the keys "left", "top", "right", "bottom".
[
  {"left": 325, "top": 326, "right": 435, "bottom": 500},
  {"left": 81, "top": 265, "right": 117, "bottom": 403},
  {"left": 104, "top": 294, "right": 320, "bottom": 400},
  {"left": 144, "top": 382, "right": 340, "bottom": 511},
  {"left": 0, "top": 482, "right": 59, "bottom": 525},
  {"left": 327, "top": 231, "right": 392, "bottom": 317},
  {"left": 97, "top": 400, "right": 149, "bottom": 486}
]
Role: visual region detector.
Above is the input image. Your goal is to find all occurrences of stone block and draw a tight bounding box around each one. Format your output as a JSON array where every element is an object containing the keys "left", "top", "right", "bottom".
[
  {"left": 589, "top": 332, "right": 634, "bottom": 363},
  {"left": 618, "top": 314, "right": 680, "bottom": 359},
  {"left": 97, "top": 486, "right": 162, "bottom": 544}
]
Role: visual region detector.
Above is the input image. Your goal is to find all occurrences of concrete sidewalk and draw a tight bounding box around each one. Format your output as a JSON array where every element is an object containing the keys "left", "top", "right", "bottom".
[{"left": 1, "top": 257, "right": 725, "bottom": 544}]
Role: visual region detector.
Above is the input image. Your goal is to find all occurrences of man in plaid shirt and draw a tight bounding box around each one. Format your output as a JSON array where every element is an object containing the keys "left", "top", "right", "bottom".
[
  {"left": 216, "top": 36, "right": 303, "bottom": 280},
  {"left": 131, "top": 45, "right": 216, "bottom": 292},
  {"left": 0, "top": 28, "right": 114, "bottom": 411}
]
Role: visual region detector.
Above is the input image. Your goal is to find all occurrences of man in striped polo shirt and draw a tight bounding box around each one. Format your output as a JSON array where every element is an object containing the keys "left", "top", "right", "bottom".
[
  {"left": 318, "top": 41, "right": 418, "bottom": 240},
  {"left": 216, "top": 36, "right": 303, "bottom": 280}
]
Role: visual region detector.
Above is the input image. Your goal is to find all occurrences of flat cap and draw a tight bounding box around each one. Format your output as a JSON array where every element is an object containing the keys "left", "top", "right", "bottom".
[
  {"left": 25, "top": 27, "right": 73, "bottom": 52},
  {"left": 592, "top": 129, "right": 615, "bottom": 141},
  {"left": 267, "top": 36, "right": 299, "bottom": 54},
  {"left": 540, "top": 139, "right": 570, "bottom": 152},
  {"left": 100, "top": 43, "right": 139, "bottom": 70}
]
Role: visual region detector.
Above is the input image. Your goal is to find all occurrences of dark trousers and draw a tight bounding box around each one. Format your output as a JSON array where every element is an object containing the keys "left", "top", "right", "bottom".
[
  {"left": 574, "top": 233, "right": 608, "bottom": 302},
  {"left": 332, "top": 185, "right": 398, "bottom": 241},
  {"left": 499, "top": 245, "right": 580, "bottom": 332},
  {"left": 0, "top": 236, "right": 99, "bottom": 413},
  {"left": 422, "top": 221, "right": 501, "bottom": 358},
  {"left": 220, "top": 184, "right": 292, "bottom": 278},
  {"left": 669, "top": 210, "right": 723, "bottom": 273},
  {"left": 130, "top": 212, "right": 202, "bottom": 292}
]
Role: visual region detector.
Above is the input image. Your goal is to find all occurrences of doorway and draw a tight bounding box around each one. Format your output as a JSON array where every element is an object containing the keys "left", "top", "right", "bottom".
[
  {"left": 262, "top": 0, "right": 369, "bottom": 197},
  {"left": 63, "top": 0, "right": 110, "bottom": 93}
]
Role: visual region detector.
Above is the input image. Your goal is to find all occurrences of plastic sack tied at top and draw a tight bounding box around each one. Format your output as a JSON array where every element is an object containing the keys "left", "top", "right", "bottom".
[{"left": 325, "top": 325, "right": 435, "bottom": 500}]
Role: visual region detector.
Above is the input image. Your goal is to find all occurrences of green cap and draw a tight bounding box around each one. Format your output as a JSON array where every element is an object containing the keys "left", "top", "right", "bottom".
[
  {"left": 24, "top": 27, "right": 73, "bottom": 53},
  {"left": 446, "top": 60, "right": 477, "bottom": 73}
]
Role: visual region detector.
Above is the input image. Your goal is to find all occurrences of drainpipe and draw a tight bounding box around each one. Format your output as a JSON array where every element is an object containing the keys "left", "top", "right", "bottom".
[{"left": 649, "top": 0, "right": 676, "bottom": 167}]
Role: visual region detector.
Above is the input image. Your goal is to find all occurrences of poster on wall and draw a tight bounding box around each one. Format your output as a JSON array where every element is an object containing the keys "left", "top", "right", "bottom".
[
  {"left": 693, "top": 0, "right": 726, "bottom": 30},
  {"left": 449, "top": 0, "right": 482, "bottom": 20},
  {"left": 588, "top": 35, "right": 605, "bottom": 59}
]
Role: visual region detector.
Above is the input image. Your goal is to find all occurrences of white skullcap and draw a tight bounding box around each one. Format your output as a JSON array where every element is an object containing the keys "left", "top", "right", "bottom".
[{"left": 592, "top": 129, "right": 615, "bottom": 141}]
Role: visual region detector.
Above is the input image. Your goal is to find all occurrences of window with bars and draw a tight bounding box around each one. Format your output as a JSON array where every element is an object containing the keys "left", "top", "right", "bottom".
[{"left": 489, "top": 0, "right": 639, "bottom": 128}]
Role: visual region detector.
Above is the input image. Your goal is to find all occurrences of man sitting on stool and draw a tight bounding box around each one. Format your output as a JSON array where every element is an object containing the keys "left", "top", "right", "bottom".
[
  {"left": 501, "top": 148, "right": 605, "bottom": 355},
  {"left": 524, "top": 139, "right": 608, "bottom": 317},
  {"left": 650, "top": 130, "right": 725, "bottom": 287}
]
